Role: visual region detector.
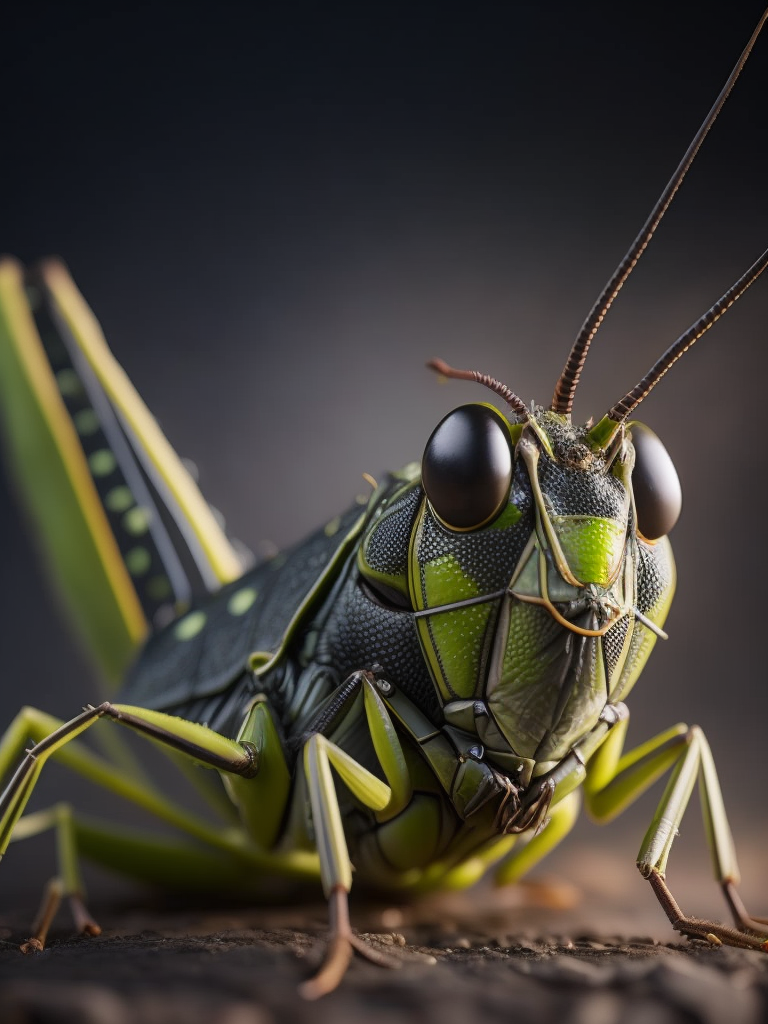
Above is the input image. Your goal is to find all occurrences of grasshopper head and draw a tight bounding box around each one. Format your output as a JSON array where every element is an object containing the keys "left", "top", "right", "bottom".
[
  {"left": 357, "top": 356, "right": 687, "bottom": 775},
  {"left": 383, "top": 393, "right": 681, "bottom": 773}
]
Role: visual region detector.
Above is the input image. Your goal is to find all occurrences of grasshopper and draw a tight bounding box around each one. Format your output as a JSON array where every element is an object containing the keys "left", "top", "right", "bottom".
[{"left": 0, "top": 8, "right": 767, "bottom": 1000}]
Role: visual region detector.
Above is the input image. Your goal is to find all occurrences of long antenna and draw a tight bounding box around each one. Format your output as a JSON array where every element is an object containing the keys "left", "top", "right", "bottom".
[
  {"left": 606, "top": 247, "right": 768, "bottom": 422},
  {"left": 550, "top": 8, "right": 768, "bottom": 416},
  {"left": 427, "top": 358, "right": 529, "bottom": 418}
]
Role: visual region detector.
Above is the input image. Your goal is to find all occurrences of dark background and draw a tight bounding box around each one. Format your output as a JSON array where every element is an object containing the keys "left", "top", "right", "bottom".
[{"left": 1, "top": 1, "right": 767, "bottom": 916}]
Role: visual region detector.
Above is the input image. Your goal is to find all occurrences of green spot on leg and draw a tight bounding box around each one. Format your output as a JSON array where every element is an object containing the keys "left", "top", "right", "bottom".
[
  {"left": 88, "top": 450, "right": 117, "bottom": 477},
  {"left": 122, "top": 506, "right": 153, "bottom": 535},
  {"left": 227, "top": 587, "right": 257, "bottom": 616},
  {"left": 105, "top": 486, "right": 134, "bottom": 512},
  {"left": 174, "top": 610, "right": 206, "bottom": 640},
  {"left": 324, "top": 516, "right": 341, "bottom": 537},
  {"left": 125, "top": 547, "right": 151, "bottom": 576},
  {"left": 73, "top": 408, "right": 100, "bottom": 437},
  {"left": 55, "top": 369, "right": 83, "bottom": 397},
  {"left": 146, "top": 576, "right": 173, "bottom": 601}
]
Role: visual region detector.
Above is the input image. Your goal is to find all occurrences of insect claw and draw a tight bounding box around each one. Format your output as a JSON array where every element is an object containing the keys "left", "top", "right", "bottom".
[
  {"left": 299, "top": 941, "right": 352, "bottom": 1000},
  {"left": 299, "top": 887, "right": 415, "bottom": 998},
  {"left": 348, "top": 932, "right": 404, "bottom": 969},
  {"left": 70, "top": 894, "right": 102, "bottom": 937},
  {"left": 19, "top": 937, "right": 44, "bottom": 954},
  {"left": 22, "top": 877, "right": 63, "bottom": 952},
  {"left": 300, "top": 929, "right": 419, "bottom": 1000}
]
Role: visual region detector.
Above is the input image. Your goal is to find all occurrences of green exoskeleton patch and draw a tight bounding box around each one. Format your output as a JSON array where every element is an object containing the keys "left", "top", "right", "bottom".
[{"left": 1, "top": 9, "right": 768, "bottom": 1001}]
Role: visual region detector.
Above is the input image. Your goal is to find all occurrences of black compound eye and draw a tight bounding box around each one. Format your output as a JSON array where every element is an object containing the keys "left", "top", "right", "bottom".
[
  {"left": 422, "top": 404, "right": 513, "bottom": 531},
  {"left": 628, "top": 421, "right": 682, "bottom": 541}
]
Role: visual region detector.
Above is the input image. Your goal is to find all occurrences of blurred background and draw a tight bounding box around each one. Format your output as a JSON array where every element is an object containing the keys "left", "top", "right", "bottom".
[{"left": 1, "top": 1, "right": 767, "bottom": 928}]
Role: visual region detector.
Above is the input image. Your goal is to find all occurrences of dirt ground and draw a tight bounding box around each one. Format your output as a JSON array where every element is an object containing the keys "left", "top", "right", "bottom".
[{"left": 2, "top": 863, "right": 768, "bottom": 1024}]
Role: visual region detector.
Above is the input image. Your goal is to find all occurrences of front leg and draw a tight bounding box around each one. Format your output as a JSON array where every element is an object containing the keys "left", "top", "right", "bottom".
[
  {"left": 299, "top": 730, "right": 395, "bottom": 998},
  {"left": 638, "top": 726, "right": 768, "bottom": 951},
  {"left": 584, "top": 715, "right": 768, "bottom": 952},
  {"left": 296, "top": 669, "right": 422, "bottom": 998}
]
